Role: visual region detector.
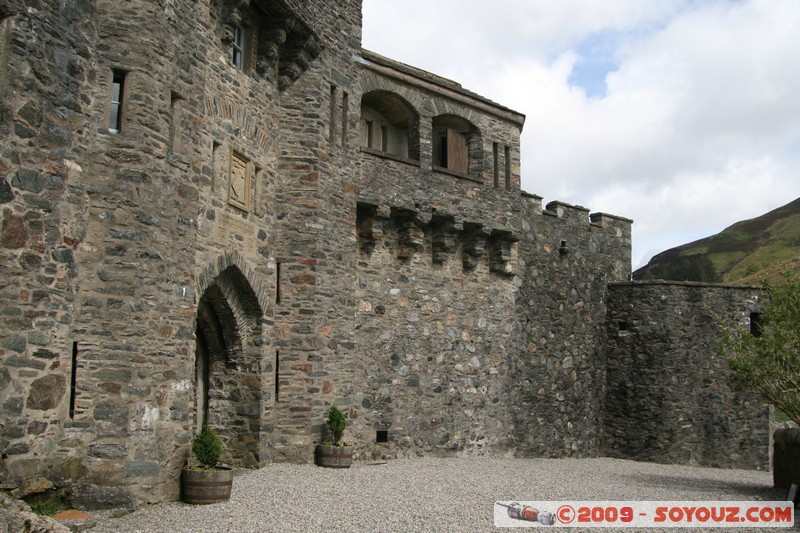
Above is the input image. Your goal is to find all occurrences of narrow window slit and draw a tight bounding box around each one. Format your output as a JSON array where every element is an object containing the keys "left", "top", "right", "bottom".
[
  {"left": 69, "top": 341, "right": 78, "bottom": 419},
  {"left": 341, "top": 92, "right": 349, "bottom": 147},
  {"left": 276, "top": 262, "right": 281, "bottom": 304},
  {"left": 275, "top": 351, "right": 280, "bottom": 402},
  {"left": 108, "top": 69, "right": 126, "bottom": 133},
  {"left": 504, "top": 146, "right": 512, "bottom": 189},
  {"left": 329, "top": 85, "right": 337, "bottom": 145},
  {"left": 376, "top": 430, "right": 388, "bottom": 443},
  {"left": 365, "top": 120, "right": 373, "bottom": 148},
  {"left": 493, "top": 143, "right": 500, "bottom": 188},
  {"left": 232, "top": 26, "right": 245, "bottom": 70},
  {"left": 211, "top": 141, "right": 221, "bottom": 191}
]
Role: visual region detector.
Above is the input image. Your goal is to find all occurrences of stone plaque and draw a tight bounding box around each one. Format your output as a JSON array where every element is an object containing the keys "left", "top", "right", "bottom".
[
  {"left": 228, "top": 150, "right": 251, "bottom": 211},
  {"left": 215, "top": 211, "right": 257, "bottom": 251}
]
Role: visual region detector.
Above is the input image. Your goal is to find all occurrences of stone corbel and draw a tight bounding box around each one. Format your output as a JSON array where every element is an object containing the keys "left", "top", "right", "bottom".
[
  {"left": 356, "top": 202, "right": 389, "bottom": 255},
  {"left": 462, "top": 221, "right": 489, "bottom": 270},
  {"left": 431, "top": 214, "right": 457, "bottom": 264},
  {"left": 393, "top": 208, "right": 426, "bottom": 259},
  {"left": 489, "top": 229, "right": 519, "bottom": 276}
]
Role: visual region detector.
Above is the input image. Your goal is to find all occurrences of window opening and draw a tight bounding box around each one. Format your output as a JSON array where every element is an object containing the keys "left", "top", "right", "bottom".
[
  {"left": 433, "top": 116, "right": 475, "bottom": 175},
  {"left": 376, "top": 430, "right": 388, "bottom": 443},
  {"left": 493, "top": 143, "right": 500, "bottom": 188},
  {"left": 211, "top": 141, "right": 222, "bottom": 191},
  {"left": 364, "top": 120, "right": 374, "bottom": 148},
  {"left": 341, "top": 92, "right": 348, "bottom": 147},
  {"left": 275, "top": 351, "right": 280, "bottom": 402},
  {"left": 447, "top": 129, "right": 469, "bottom": 173},
  {"left": 750, "top": 312, "right": 763, "bottom": 337},
  {"left": 232, "top": 26, "right": 245, "bottom": 70},
  {"left": 380, "top": 125, "right": 388, "bottom": 152},
  {"left": 438, "top": 134, "right": 448, "bottom": 167},
  {"left": 504, "top": 146, "right": 512, "bottom": 189},
  {"left": 108, "top": 70, "right": 126, "bottom": 133},
  {"left": 170, "top": 91, "right": 184, "bottom": 154},
  {"left": 329, "top": 85, "right": 337, "bottom": 145},
  {"left": 359, "top": 91, "right": 418, "bottom": 160},
  {"left": 276, "top": 262, "right": 281, "bottom": 304},
  {"left": 69, "top": 341, "right": 78, "bottom": 419}
]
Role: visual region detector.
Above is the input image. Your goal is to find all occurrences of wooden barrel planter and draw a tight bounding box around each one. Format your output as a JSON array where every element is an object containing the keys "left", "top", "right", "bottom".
[
  {"left": 316, "top": 444, "right": 353, "bottom": 468},
  {"left": 182, "top": 467, "right": 233, "bottom": 504}
]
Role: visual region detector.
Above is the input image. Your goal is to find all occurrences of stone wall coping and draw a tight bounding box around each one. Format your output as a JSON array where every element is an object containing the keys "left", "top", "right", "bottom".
[
  {"left": 521, "top": 191, "right": 543, "bottom": 200},
  {"left": 609, "top": 280, "right": 765, "bottom": 290},
  {"left": 775, "top": 428, "right": 800, "bottom": 445},
  {"left": 546, "top": 200, "right": 590, "bottom": 213},
  {"left": 358, "top": 49, "right": 526, "bottom": 127},
  {"left": 590, "top": 212, "right": 634, "bottom": 224}
]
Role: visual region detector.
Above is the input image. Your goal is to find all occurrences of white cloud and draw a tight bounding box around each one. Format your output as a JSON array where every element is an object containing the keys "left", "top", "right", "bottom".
[
  {"left": 362, "top": 0, "right": 800, "bottom": 270},
  {"left": 589, "top": 157, "right": 799, "bottom": 267}
]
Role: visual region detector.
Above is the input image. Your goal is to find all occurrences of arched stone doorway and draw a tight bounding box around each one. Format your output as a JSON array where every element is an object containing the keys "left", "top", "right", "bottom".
[{"left": 194, "top": 259, "right": 270, "bottom": 468}]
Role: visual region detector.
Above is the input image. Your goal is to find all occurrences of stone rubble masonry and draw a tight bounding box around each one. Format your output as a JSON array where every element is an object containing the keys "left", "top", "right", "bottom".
[
  {"left": 0, "top": 0, "right": 769, "bottom": 509},
  {"left": 604, "top": 281, "right": 770, "bottom": 469}
]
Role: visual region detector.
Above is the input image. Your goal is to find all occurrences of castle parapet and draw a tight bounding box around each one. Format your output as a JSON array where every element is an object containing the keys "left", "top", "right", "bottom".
[{"left": 544, "top": 200, "right": 589, "bottom": 225}]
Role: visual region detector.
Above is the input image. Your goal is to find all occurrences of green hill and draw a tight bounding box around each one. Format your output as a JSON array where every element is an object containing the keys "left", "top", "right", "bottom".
[{"left": 633, "top": 197, "right": 800, "bottom": 285}]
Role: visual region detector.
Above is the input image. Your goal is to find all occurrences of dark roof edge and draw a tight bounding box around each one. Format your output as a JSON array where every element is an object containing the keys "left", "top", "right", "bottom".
[{"left": 359, "top": 48, "right": 526, "bottom": 128}]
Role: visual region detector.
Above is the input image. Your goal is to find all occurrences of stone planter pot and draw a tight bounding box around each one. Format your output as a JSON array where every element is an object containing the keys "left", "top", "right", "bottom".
[
  {"left": 315, "top": 444, "right": 353, "bottom": 468},
  {"left": 181, "top": 467, "right": 233, "bottom": 504}
]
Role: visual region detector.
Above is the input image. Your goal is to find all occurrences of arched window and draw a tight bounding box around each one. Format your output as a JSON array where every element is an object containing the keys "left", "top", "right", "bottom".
[
  {"left": 360, "top": 91, "right": 419, "bottom": 161},
  {"left": 432, "top": 114, "right": 481, "bottom": 177}
]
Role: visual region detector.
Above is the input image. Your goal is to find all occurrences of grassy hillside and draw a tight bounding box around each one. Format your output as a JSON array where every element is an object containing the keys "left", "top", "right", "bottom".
[{"left": 634, "top": 197, "right": 800, "bottom": 284}]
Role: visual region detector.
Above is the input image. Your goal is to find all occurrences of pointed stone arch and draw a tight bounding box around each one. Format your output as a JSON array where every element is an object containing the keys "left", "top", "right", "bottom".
[
  {"left": 194, "top": 252, "right": 272, "bottom": 468},
  {"left": 196, "top": 250, "right": 270, "bottom": 316}
]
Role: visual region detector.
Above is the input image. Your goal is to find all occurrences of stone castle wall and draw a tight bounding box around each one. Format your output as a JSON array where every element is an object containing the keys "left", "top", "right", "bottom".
[
  {"left": 604, "top": 281, "right": 771, "bottom": 469},
  {"left": 511, "top": 203, "right": 631, "bottom": 458},
  {"left": 0, "top": 0, "right": 770, "bottom": 509}
]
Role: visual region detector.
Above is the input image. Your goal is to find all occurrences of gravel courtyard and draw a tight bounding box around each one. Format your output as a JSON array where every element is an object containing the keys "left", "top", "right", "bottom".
[{"left": 87, "top": 457, "right": 788, "bottom": 532}]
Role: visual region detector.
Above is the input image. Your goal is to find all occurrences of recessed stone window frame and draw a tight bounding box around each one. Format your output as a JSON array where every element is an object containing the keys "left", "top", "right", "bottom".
[
  {"left": 431, "top": 114, "right": 482, "bottom": 181},
  {"left": 218, "top": 2, "right": 322, "bottom": 88},
  {"left": 232, "top": 25, "right": 247, "bottom": 70},
  {"left": 107, "top": 68, "right": 128, "bottom": 134},
  {"left": 359, "top": 90, "right": 420, "bottom": 162}
]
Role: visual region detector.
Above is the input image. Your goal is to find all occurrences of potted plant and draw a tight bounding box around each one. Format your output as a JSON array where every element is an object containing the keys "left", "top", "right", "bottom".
[
  {"left": 315, "top": 406, "right": 353, "bottom": 468},
  {"left": 181, "top": 426, "right": 233, "bottom": 504}
]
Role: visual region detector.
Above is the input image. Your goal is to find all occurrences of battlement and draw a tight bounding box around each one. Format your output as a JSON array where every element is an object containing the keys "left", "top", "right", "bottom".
[{"left": 523, "top": 192, "right": 632, "bottom": 231}]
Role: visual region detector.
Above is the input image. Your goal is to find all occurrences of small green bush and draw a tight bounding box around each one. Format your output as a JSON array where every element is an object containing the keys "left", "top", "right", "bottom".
[
  {"left": 192, "top": 426, "right": 222, "bottom": 469},
  {"left": 326, "top": 406, "right": 347, "bottom": 446}
]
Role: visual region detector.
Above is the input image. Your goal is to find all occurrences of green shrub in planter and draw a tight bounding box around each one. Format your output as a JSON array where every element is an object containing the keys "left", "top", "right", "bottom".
[
  {"left": 317, "top": 406, "right": 353, "bottom": 468},
  {"left": 192, "top": 425, "right": 222, "bottom": 469},
  {"left": 183, "top": 426, "right": 232, "bottom": 504},
  {"left": 326, "top": 406, "right": 347, "bottom": 446}
]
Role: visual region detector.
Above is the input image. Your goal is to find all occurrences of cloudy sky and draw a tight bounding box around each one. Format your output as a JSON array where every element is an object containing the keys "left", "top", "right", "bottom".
[{"left": 361, "top": 0, "right": 800, "bottom": 268}]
